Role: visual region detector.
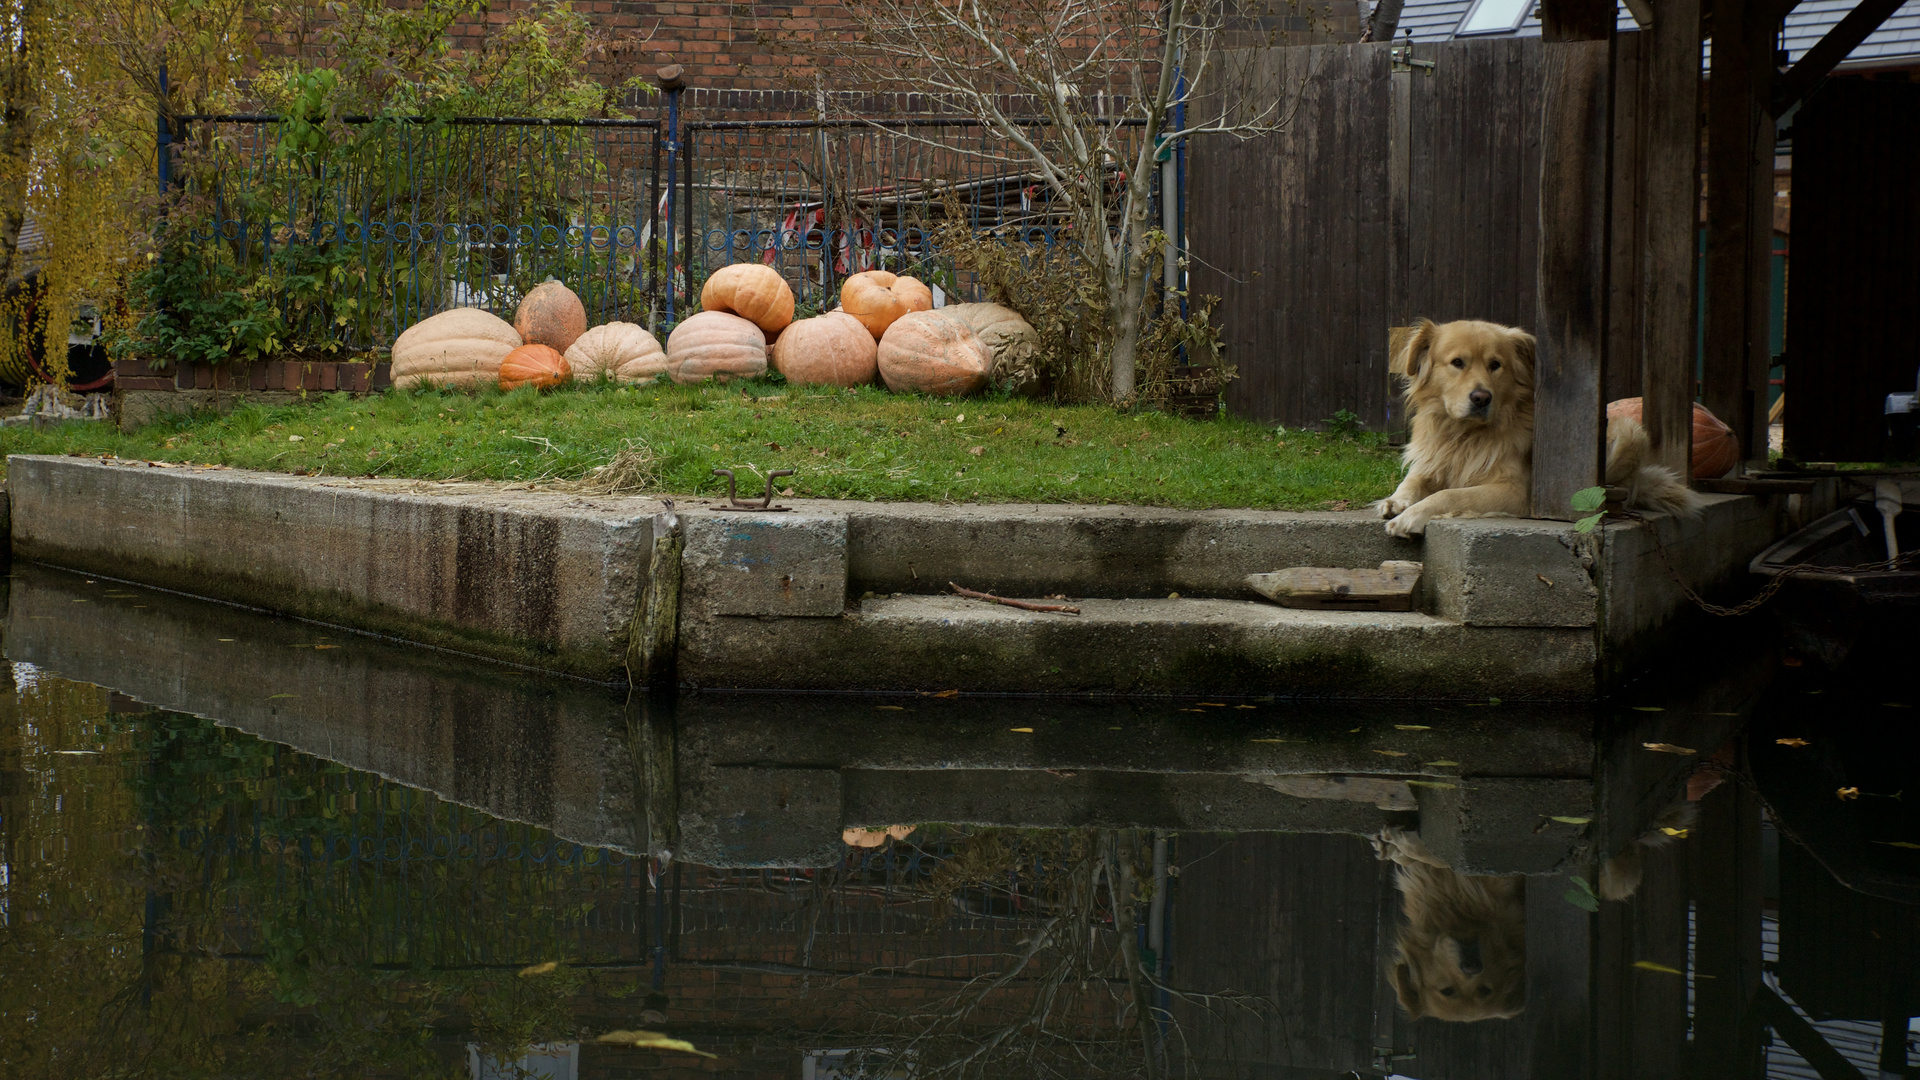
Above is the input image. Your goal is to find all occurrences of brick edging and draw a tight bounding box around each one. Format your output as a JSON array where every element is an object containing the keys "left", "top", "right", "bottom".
[{"left": 114, "top": 359, "right": 394, "bottom": 395}]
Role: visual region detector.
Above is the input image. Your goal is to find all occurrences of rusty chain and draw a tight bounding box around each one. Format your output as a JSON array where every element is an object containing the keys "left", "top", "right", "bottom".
[{"left": 1622, "top": 509, "right": 1918, "bottom": 617}]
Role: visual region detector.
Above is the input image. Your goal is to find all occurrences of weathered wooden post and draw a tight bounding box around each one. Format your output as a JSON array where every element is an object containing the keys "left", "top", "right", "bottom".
[
  {"left": 627, "top": 502, "right": 684, "bottom": 688},
  {"left": 1637, "top": 0, "right": 1707, "bottom": 479},
  {"left": 1530, "top": 0, "right": 1615, "bottom": 519}
]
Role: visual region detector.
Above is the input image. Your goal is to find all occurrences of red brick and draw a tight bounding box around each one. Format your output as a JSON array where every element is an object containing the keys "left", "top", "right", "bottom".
[
  {"left": 193, "top": 364, "right": 214, "bottom": 390},
  {"left": 301, "top": 363, "right": 321, "bottom": 391},
  {"left": 118, "top": 377, "right": 174, "bottom": 390},
  {"left": 319, "top": 363, "right": 338, "bottom": 391},
  {"left": 211, "top": 366, "right": 233, "bottom": 390},
  {"left": 248, "top": 363, "right": 269, "bottom": 391}
]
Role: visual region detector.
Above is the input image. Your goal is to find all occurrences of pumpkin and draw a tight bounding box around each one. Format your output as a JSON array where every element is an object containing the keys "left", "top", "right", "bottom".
[
  {"left": 700, "top": 263, "right": 795, "bottom": 336},
  {"left": 771, "top": 311, "right": 878, "bottom": 387},
  {"left": 1606, "top": 398, "right": 1742, "bottom": 479},
  {"left": 941, "top": 302, "right": 1043, "bottom": 393},
  {"left": 565, "top": 322, "right": 666, "bottom": 383},
  {"left": 390, "top": 307, "right": 522, "bottom": 390},
  {"left": 877, "top": 311, "right": 993, "bottom": 396},
  {"left": 891, "top": 275, "right": 933, "bottom": 314},
  {"left": 514, "top": 279, "right": 588, "bottom": 353},
  {"left": 842, "top": 825, "right": 917, "bottom": 848},
  {"left": 840, "top": 270, "right": 909, "bottom": 339},
  {"left": 665, "top": 310, "right": 767, "bottom": 385},
  {"left": 498, "top": 344, "right": 571, "bottom": 391}
]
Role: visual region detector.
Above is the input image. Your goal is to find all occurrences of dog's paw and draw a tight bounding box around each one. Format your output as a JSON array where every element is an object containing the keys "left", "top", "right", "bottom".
[
  {"left": 1384, "top": 512, "right": 1428, "bottom": 539},
  {"left": 1374, "top": 496, "right": 1408, "bottom": 519}
]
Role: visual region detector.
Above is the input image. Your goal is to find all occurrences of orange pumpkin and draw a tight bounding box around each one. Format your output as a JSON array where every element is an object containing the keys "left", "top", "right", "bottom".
[
  {"left": 515, "top": 280, "right": 588, "bottom": 353},
  {"left": 877, "top": 311, "right": 992, "bottom": 396},
  {"left": 771, "top": 311, "right": 878, "bottom": 387},
  {"left": 1606, "top": 398, "right": 1742, "bottom": 479},
  {"left": 498, "top": 343, "right": 571, "bottom": 391},
  {"left": 891, "top": 275, "right": 933, "bottom": 313},
  {"left": 700, "top": 263, "right": 795, "bottom": 336},
  {"left": 840, "top": 270, "right": 909, "bottom": 339}
]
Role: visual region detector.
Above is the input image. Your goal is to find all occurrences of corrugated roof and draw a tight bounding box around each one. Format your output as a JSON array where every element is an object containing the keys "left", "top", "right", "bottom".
[{"left": 1391, "top": 0, "right": 1920, "bottom": 67}]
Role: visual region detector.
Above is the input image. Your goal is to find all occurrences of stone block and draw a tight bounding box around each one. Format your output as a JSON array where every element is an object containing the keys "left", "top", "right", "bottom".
[
  {"left": 678, "top": 766, "right": 844, "bottom": 867},
  {"left": 1422, "top": 518, "right": 1599, "bottom": 627},
  {"left": 1416, "top": 777, "right": 1595, "bottom": 875},
  {"left": 683, "top": 513, "right": 847, "bottom": 617}
]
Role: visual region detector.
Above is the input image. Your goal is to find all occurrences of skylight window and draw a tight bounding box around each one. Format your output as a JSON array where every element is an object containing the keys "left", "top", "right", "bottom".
[{"left": 1456, "top": 0, "right": 1534, "bottom": 35}]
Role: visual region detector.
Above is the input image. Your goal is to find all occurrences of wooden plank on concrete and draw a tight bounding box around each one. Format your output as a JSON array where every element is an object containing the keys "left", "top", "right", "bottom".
[
  {"left": 1531, "top": 37, "right": 1614, "bottom": 519},
  {"left": 1246, "top": 560, "right": 1423, "bottom": 610},
  {"left": 1638, "top": 0, "right": 1705, "bottom": 477}
]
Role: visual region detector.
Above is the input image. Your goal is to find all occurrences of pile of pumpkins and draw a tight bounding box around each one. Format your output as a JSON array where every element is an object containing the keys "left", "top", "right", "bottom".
[{"left": 388, "top": 266, "right": 1038, "bottom": 396}]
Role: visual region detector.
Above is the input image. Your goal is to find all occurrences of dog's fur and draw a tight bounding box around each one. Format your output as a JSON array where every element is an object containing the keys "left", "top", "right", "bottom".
[
  {"left": 1375, "top": 828, "right": 1528, "bottom": 1022},
  {"left": 1377, "top": 319, "right": 1705, "bottom": 537}
]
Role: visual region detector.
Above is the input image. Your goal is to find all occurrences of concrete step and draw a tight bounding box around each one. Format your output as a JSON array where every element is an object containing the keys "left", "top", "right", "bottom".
[{"left": 677, "top": 593, "right": 1597, "bottom": 698}]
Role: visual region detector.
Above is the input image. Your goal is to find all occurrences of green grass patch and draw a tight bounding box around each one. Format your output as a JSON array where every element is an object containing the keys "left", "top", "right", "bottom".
[{"left": 0, "top": 379, "right": 1403, "bottom": 510}]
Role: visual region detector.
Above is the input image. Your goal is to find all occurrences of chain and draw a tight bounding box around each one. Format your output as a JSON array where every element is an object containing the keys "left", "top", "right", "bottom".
[{"left": 1625, "top": 510, "right": 1918, "bottom": 617}]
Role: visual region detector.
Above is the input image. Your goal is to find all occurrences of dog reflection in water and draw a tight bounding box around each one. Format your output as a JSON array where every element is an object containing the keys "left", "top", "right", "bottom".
[{"left": 1374, "top": 827, "right": 1527, "bottom": 1022}]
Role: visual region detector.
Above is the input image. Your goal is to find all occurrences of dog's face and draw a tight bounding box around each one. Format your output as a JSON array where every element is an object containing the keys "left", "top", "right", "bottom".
[
  {"left": 1393, "top": 931, "right": 1527, "bottom": 1022},
  {"left": 1400, "top": 319, "right": 1536, "bottom": 425}
]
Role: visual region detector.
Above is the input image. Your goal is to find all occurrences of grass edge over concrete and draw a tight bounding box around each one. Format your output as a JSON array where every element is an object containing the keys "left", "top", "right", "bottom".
[{"left": 1, "top": 378, "right": 1401, "bottom": 510}]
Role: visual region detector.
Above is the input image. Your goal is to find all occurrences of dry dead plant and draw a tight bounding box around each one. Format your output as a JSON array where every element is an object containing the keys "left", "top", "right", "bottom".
[{"left": 560, "top": 438, "right": 661, "bottom": 495}]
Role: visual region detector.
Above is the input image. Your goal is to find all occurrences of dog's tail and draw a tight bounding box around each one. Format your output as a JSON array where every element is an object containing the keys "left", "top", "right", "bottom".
[
  {"left": 1625, "top": 464, "right": 1708, "bottom": 520},
  {"left": 1599, "top": 801, "right": 1699, "bottom": 901}
]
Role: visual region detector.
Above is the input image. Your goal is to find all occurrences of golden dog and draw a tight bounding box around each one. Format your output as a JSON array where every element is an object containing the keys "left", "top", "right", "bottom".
[{"left": 1377, "top": 319, "right": 1703, "bottom": 537}]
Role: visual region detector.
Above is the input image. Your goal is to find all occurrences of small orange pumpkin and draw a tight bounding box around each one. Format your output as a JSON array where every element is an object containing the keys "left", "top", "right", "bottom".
[
  {"left": 700, "top": 263, "right": 795, "bottom": 336},
  {"left": 515, "top": 280, "right": 588, "bottom": 353},
  {"left": 498, "top": 343, "right": 571, "bottom": 391},
  {"left": 840, "top": 270, "right": 909, "bottom": 339},
  {"left": 1605, "top": 398, "right": 1742, "bottom": 479},
  {"left": 772, "top": 311, "right": 878, "bottom": 387}
]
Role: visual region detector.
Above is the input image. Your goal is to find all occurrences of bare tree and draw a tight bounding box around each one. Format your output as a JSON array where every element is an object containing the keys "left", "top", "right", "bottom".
[{"left": 819, "top": 0, "right": 1286, "bottom": 401}]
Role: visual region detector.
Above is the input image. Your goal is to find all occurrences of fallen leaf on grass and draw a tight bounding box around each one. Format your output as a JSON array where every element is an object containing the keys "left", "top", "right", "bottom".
[
  {"left": 594, "top": 1031, "right": 717, "bottom": 1058},
  {"left": 1775, "top": 737, "right": 1811, "bottom": 747},
  {"left": 1838, "top": 787, "right": 1861, "bottom": 800},
  {"left": 967, "top": 446, "right": 984, "bottom": 456},
  {"left": 518, "top": 961, "right": 558, "bottom": 977},
  {"left": 1643, "top": 742, "right": 1697, "bottom": 755},
  {"left": 1551, "top": 816, "right": 1593, "bottom": 825},
  {"left": 1633, "top": 960, "right": 1684, "bottom": 976},
  {"left": 1394, "top": 724, "right": 1431, "bottom": 730}
]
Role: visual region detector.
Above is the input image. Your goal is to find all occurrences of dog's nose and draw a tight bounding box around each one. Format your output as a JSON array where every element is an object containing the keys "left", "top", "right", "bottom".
[{"left": 1469, "top": 388, "right": 1493, "bottom": 409}]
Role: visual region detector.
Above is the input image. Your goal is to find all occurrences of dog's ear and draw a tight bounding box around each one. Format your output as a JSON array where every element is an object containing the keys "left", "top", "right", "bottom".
[
  {"left": 1397, "top": 319, "right": 1438, "bottom": 382},
  {"left": 1391, "top": 961, "right": 1426, "bottom": 1019},
  {"left": 1505, "top": 327, "right": 1538, "bottom": 385}
]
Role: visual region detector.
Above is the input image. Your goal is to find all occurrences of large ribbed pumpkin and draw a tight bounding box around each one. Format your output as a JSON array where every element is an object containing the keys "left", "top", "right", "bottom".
[
  {"left": 771, "top": 311, "right": 877, "bottom": 387},
  {"left": 840, "top": 270, "right": 911, "bottom": 339},
  {"left": 700, "top": 263, "right": 795, "bottom": 336},
  {"left": 515, "top": 280, "right": 588, "bottom": 353},
  {"left": 891, "top": 275, "right": 933, "bottom": 314},
  {"left": 1606, "top": 398, "right": 1742, "bottom": 479},
  {"left": 877, "top": 311, "right": 992, "bottom": 396},
  {"left": 565, "top": 322, "right": 666, "bottom": 383},
  {"left": 666, "top": 311, "right": 767, "bottom": 385},
  {"left": 390, "top": 307, "right": 521, "bottom": 390},
  {"left": 941, "top": 302, "right": 1042, "bottom": 391},
  {"left": 499, "top": 344, "right": 571, "bottom": 391}
]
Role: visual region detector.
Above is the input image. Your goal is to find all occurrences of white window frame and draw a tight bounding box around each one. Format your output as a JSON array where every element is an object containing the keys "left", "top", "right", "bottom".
[{"left": 1455, "top": 0, "right": 1535, "bottom": 36}]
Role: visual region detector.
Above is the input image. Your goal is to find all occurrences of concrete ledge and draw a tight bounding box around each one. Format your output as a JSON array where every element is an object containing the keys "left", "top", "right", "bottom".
[
  {"left": 676, "top": 594, "right": 1598, "bottom": 697},
  {"left": 6, "top": 455, "right": 658, "bottom": 680}
]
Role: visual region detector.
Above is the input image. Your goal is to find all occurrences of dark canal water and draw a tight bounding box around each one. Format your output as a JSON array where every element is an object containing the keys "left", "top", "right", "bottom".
[{"left": 1, "top": 562, "right": 1915, "bottom": 1078}]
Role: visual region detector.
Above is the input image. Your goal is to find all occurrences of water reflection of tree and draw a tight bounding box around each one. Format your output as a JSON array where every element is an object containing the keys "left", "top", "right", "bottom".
[{"left": 2, "top": 691, "right": 637, "bottom": 1078}]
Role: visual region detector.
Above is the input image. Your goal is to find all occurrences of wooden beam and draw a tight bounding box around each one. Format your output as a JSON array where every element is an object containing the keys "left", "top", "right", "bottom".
[
  {"left": 1773, "top": 0, "right": 1908, "bottom": 114},
  {"left": 1688, "top": 763, "right": 1766, "bottom": 1079},
  {"left": 1532, "top": 0, "right": 1615, "bottom": 518},
  {"left": 1639, "top": 0, "right": 1706, "bottom": 476},
  {"left": 1702, "top": 0, "right": 1778, "bottom": 464}
]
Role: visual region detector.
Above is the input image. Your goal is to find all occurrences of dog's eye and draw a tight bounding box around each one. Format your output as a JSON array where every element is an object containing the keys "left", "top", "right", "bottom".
[
  {"left": 1440, "top": 987, "right": 1457, "bottom": 997},
  {"left": 1488, "top": 360, "right": 1502, "bottom": 372},
  {"left": 1450, "top": 358, "right": 1466, "bottom": 369}
]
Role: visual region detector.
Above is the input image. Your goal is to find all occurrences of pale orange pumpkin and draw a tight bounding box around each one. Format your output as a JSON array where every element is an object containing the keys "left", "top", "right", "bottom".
[
  {"left": 700, "top": 263, "right": 795, "bottom": 336},
  {"left": 391, "top": 307, "right": 521, "bottom": 390},
  {"left": 498, "top": 343, "right": 571, "bottom": 390},
  {"left": 877, "top": 311, "right": 992, "bottom": 396},
  {"left": 840, "top": 270, "right": 909, "bottom": 339},
  {"left": 515, "top": 280, "right": 588, "bottom": 353},
  {"left": 771, "top": 311, "right": 878, "bottom": 387},
  {"left": 565, "top": 322, "right": 666, "bottom": 383},
  {"left": 665, "top": 310, "right": 767, "bottom": 384},
  {"left": 1605, "top": 398, "right": 1742, "bottom": 479}
]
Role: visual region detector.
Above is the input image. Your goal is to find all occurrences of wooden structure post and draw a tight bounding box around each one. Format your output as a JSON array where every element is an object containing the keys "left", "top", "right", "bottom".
[
  {"left": 1701, "top": 0, "right": 1779, "bottom": 466},
  {"left": 1688, "top": 765, "right": 1765, "bottom": 1078},
  {"left": 1637, "top": 0, "right": 1706, "bottom": 477},
  {"left": 1531, "top": 0, "right": 1615, "bottom": 519}
]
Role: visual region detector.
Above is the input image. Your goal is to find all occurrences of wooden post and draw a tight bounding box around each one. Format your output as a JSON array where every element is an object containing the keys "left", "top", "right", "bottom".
[
  {"left": 1638, "top": 0, "right": 1706, "bottom": 477},
  {"left": 1532, "top": 0, "right": 1615, "bottom": 519},
  {"left": 626, "top": 506, "right": 684, "bottom": 688},
  {"left": 1702, "top": 0, "right": 1778, "bottom": 465},
  {"left": 1689, "top": 766, "right": 1765, "bottom": 1079}
]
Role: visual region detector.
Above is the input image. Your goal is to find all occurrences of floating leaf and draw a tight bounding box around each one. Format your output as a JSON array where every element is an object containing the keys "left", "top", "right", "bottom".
[
  {"left": 1348, "top": 727, "right": 1362, "bottom": 733},
  {"left": 929, "top": 689, "right": 959, "bottom": 698},
  {"left": 1838, "top": 787, "right": 1861, "bottom": 801},
  {"left": 1235, "top": 704, "right": 1258, "bottom": 710},
  {"left": 594, "top": 1031, "right": 717, "bottom": 1058},
  {"left": 218, "top": 638, "right": 235, "bottom": 642},
  {"left": 874, "top": 705, "right": 905, "bottom": 711},
  {"left": 1407, "top": 780, "right": 1457, "bottom": 789},
  {"left": 1424, "top": 760, "right": 1460, "bottom": 767},
  {"left": 1551, "top": 816, "right": 1593, "bottom": 825},
  {"left": 267, "top": 694, "right": 298, "bottom": 700},
  {"left": 1885, "top": 702, "right": 1912, "bottom": 708},
  {"left": 1179, "top": 708, "right": 1206, "bottom": 713},
  {"left": 518, "top": 961, "right": 559, "bottom": 977},
  {"left": 1632, "top": 706, "right": 1665, "bottom": 712},
  {"left": 1394, "top": 724, "right": 1432, "bottom": 731},
  {"left": 1009, "top": 727, "right": 1034, "bottom": 733},
  {"left": 1661, "top": 827, "right": 1690, "bottom": 838},
  {"left": 1563, "top": 875, "right": 1600, "bottom": 913},
  {"left": 1373, "top": 750, "right": 1408, "bottom": 757},
  {"left": 1198, "top": 702, "right": 1228, "bottom": 707},
  {"left": 1642, "top": 742, "right": 1696, "bottom": 755},
  {"left": 313, "top": 644, "right": 339, "bottom": 650},
  {"left": 1570, "top": 486, "right": 1608, "bottom": 513},
  {"left": 1775, "top": 737, "right": 1811, "bottom": 747},
  {"left": 1873, "top": 841, "right": 1920, "bottom": 850},
  {"left": 1633, "top": 960, "right": 1684, "bottom": 976},
  {"left": 1250, "top": 738, "right": 1286, "bottom": 743}
]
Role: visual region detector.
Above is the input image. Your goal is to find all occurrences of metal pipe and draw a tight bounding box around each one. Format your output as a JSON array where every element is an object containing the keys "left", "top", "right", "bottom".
[{"left": 662, "top": 84, "right": 681, "bottom": 324}]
